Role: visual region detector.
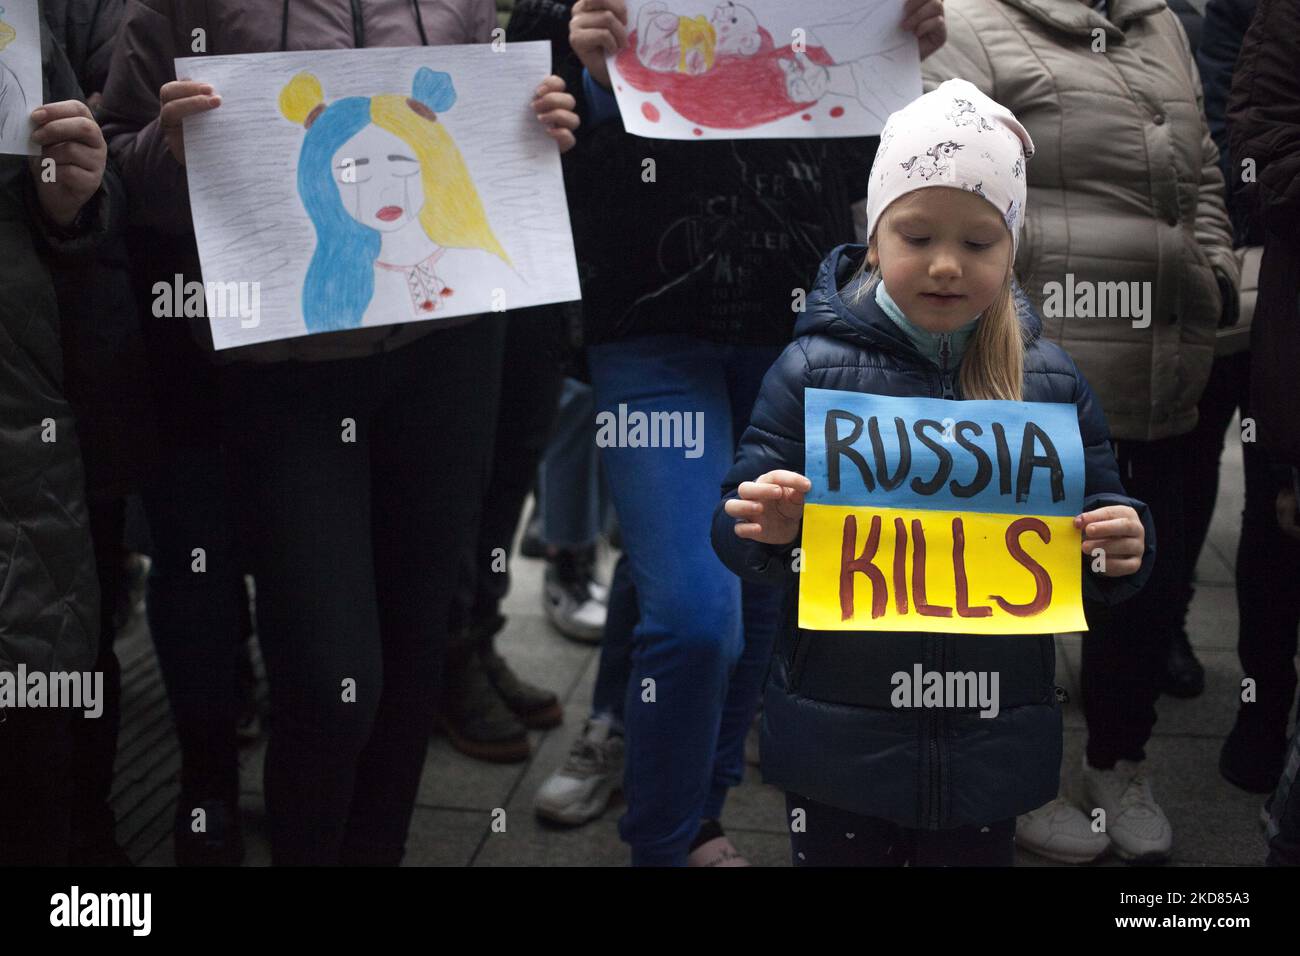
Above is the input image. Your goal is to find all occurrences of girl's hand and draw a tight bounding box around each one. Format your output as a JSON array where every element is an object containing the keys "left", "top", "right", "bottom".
[
  {"left": 1076, "top": 505, "right": 1145, "bottom": 577},
  {"left": 725, "top": 471, "right": 812, "bottom": 546},
  {"left": 570, "top": 0, "right": 628, "bottom": 91},
  {"left": 159, "top": 79, "right": 221, "bottom": 166},
  {"left": 532, "top": 75, "right": 579, "bottom": 153},
  {"left": 901, "top": 0, "right": 946, "bottom": 60},
  {"left": 29, "top": 100, "right": 106, "bottom": 227}
]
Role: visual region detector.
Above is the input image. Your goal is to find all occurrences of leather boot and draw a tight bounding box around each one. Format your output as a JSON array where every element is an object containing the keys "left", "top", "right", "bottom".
[
  {"left": 439, "top": 625, "right": 530, "bottom": 763},
  {"left": 475, "top": 614, "right": 563, "bottom": 730}
]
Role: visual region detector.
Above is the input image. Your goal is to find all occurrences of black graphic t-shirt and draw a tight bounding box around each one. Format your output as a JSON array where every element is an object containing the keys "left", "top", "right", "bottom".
[{"left": 574, "top": 124, "right": 877, "bottom": 347}]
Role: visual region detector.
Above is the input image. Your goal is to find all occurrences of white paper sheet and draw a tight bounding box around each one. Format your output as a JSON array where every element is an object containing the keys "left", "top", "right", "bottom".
[
  {"left": 606, "top": 0, "right": 921, "bottom": 140},
  {"left": 0, "top": 0, "right": 43, "bottom": 156},
  {"left": 176, "top": 42, "right": 581, "bottom": 350}
]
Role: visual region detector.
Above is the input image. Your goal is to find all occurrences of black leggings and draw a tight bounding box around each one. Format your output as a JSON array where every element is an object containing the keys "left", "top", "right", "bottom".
[
  {"left": 785, "top": 793, "right": 1015, "bottom": 867},
  {"left": 222, "top": 317, "right": 505, "bottom": 865}
]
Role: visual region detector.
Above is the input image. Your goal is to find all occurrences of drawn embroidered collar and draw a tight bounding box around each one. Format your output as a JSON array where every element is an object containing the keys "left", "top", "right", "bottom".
[{"left": 375, "top": 248, "right": 451, "bottom": 315}]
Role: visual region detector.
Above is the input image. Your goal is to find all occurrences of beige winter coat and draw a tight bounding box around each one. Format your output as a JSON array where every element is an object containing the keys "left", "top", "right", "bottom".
[{"left": 923, "top": 0, "right": 1238, "bottom": 441}]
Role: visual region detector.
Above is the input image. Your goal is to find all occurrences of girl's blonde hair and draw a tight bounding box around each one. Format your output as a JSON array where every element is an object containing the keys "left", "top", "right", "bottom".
[
  {"left": 370, "top": 94, "right": 511, "bottom": 265},
  {"left": 851, "top": 207, "right": 1025, "bottom": 402}
]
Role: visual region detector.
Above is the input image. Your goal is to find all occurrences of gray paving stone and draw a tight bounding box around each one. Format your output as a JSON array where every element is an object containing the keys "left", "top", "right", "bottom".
[
  {"left": 403, "top": 808, "right": 491, "bottom": 867},
  {"left": 1185, "top": 582, "right": 1241, "bottom": 653},
  {"left": 1148, "top": 650, "right": 1247, "bottom": 739},
  {"left": 1143, "top": 735, "right": 1268, "bottom": 867},
  {"left": 727, "top": 829, "right": 791, "bottom": 866},
  {"left": 491, "top": 612, "right": 600, "bottom": 701},
  {"left": 473, "top": 811, "right": 629, "bottom": 867},
  {"left": 416, "top": 735, "right": 530, "bottom": 812},
  {"left": 720, "top": 764, "right": 789, "bottom": 836}
]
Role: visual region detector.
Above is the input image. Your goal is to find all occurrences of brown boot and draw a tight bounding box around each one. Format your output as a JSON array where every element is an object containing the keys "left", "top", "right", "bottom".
[
  {"left": 439, "top": 626, "right": 530, "bottom": 763},
  {"left": 476, "top": 614, "right": 563, "bottom": 730}
]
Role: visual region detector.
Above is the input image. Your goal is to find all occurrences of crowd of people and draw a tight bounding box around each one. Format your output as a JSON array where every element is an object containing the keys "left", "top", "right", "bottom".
[{"left": 0, "top": 0, "right": 1297, "bottom": 868}]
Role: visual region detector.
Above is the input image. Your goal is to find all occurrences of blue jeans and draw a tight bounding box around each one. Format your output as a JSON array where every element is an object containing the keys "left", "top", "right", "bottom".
[
  {"left": 587, "top": 334, "right": 784, "bottom": 866},
  {"left": 538, "top": 377, "right": 607, "bottom": 550},
  {"left": 590, "top": 553, "right": 635, "bottom": 731}
]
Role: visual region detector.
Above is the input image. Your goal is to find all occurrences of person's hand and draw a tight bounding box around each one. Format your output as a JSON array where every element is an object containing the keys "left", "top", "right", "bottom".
[
  {"left": 1214, "top": 266, "right": 1240, "bottom": 328},
  {"left": 570, "top": 0, "right": 628, "bottom": 91},
  {"left": 902, "top": 0, "right": 946, "bottom": 60},
  {"left": 725, "top": 471, "right": 812, "bottom": 546},
  {"left": 159, "top": 79, "right": 221, "bottom": 166},
  {"left": 1276, "top": 488, "right": 1300, "bottom": 542},
  {"left": 29, "top": 100, "right": 106, "bottom": 227},
  {"left": 1076, "top": 505, "right": 1145, "bottom": 577},
  {"left": 532, "top": 75, "right": 580, "bottom": 153}
]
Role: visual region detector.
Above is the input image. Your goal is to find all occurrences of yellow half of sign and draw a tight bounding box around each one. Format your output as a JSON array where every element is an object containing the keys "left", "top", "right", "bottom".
[{"left": 797, "top": 504, "right": 1087, "bottom": 635}]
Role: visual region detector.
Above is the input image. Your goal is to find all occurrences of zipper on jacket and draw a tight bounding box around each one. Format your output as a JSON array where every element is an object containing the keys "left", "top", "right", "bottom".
[
  {"left": 921, "top": 635, "right": 940, "bottom": 828},
  {"left": 938, "top": 333, "right": 956, "bottom": 400},
  {"left": 930, "top": 636, "right": 945, "bottom": 828}
]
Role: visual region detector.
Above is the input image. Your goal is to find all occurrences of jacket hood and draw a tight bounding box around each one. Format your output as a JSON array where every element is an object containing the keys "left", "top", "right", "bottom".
[
  {"left": 999, "top": 0, "right": 1168, "bottom": 42},
  {"left": 796, "top": 244, "right": 1043, "bottom": 361}
]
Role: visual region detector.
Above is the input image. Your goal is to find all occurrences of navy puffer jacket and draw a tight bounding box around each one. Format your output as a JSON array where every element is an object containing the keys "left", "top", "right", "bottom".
[{"left": 711, "top": 244, "right": 1157, "bottom": 829}]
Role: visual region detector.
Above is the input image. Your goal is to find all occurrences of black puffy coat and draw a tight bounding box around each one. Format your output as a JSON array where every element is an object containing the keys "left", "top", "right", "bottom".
[
  {"left": 1, "top": 17, "right": 114, "bottom": 678},
  {"left": 1228, "top": 0, "right": 1300, "bottom": 470},
  {"left": 710, "top": 245, "right": 1157, "bottom": 828}
]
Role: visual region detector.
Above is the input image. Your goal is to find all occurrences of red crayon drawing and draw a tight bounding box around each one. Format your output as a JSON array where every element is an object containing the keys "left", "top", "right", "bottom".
[
  {"left": 611, "top": 1, "right": 919, "bottom": 137},
  {"left": 617, "top": 28, "right": 834, "bottom": 129}
]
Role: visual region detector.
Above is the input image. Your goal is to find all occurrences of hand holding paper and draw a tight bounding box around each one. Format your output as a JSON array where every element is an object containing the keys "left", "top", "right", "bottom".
[
  {"left": 726, "top": 470, "right": 812, "bottom": 545},
  {"left": 570, "top": 0, "right": 630, "bottom": 90},
  {"left": 1076, "top": 505, "right": 1144, "bottom": 577},
  {"left": 901, "top": 0, "right": 947, "bottom": 60},
  {"left": 531, "top": 74, "right": 580, "bottom": 153},
  {"left": 159, "top": 79, "right": 222, "bottom": 166},
  {"left": 29, "top": 100, "right": 106, "bottom": 226}
]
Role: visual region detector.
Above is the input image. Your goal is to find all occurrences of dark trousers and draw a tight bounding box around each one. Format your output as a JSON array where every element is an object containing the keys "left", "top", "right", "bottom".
[
  {"left": 132, "top": 237, "right": 245, "bottom": 818},
  {"left": 1174, "top": 352, "right": 1300, "bottom": 728},
  {"left": 452, "top": 308, "right": 565, "bottom": 633},
  {"left": 785, "top": 793, "right": 1015, "bottom": 866},
  {"left": 69, "top": 495, "right": 127, "bottom": 855},
  {"left": 222, "top": 318, "right": 505, "bottom": 865},
  {"left": 0, "top": 708, "right": 75, "bottom": 865},
  {"left": 141, "top": 443, "right": 243, "bottom": 809},
  {"left": 1082, "top": 436, "right": 1188, "bottom": 767},
  {"left": 1267, "top": 732, "right": 1300, "bottom": 865},
  {"left": 1236, "top": 438, "right": 1300, "bottom": 727}
]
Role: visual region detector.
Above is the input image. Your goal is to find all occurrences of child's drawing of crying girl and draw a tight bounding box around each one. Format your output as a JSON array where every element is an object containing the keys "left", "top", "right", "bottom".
[{"left": 280, "top": 67, "right": 520, "bottom": 334}]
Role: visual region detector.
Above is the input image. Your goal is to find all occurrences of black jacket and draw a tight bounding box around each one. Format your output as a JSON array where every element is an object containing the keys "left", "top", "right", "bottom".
[
  {"left": 570, "top": 59, "right": 877, "bottom": 347},
  {"left": 1, "top": 17, "right": 115, "bottom": 679},
  {"left": 1228, "top": 0, "right": 1300, "bottom": 470},
  {"left": 1198, "top": 0, "right": 1262, "bottom": 246},
  {"left": 44, "top": 0, "right": 155, "bottom": 497},
  {"left": 710, "top": 245, "right": 1157, "bottom": 828}
]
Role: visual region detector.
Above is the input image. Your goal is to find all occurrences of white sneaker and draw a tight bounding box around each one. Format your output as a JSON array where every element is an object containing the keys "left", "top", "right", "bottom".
[
  {"left": 1082, "top": 758, "right": 1172, "bottom": 863},
  {"left": 1015, "top": 796, "right": 1111, "bottom": 863},
  {"left": 543, "top": 560, "right": 607, "bottom": 643},
  {"left": 534, "top": 717, "right": 624, "bottom": 825}
]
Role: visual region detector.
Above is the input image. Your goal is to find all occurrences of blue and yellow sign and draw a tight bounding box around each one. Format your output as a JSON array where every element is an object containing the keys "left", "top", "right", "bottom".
[{"left": 799, "top": 389, "right": 1088, "bottom": 634}]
